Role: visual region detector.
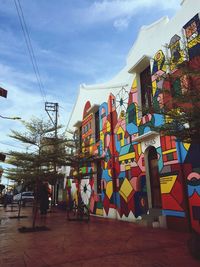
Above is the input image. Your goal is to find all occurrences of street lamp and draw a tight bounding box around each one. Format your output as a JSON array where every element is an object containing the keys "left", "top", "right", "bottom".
[
  {"left": 0, "top": 115, "right": 21, "bottom": 120},
  {"left": 0, "top": 115, "right": 21, "bottom": 163}
]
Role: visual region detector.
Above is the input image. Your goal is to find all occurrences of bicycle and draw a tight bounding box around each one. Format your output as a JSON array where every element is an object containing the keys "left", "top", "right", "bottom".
[{"left": 67, "top": 198, "right": 90, "bottom": 222}]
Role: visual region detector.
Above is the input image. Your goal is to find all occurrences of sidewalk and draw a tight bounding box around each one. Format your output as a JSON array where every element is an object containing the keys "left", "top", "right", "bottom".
[{"left": 0, "top": 205, "right": 199, "bottom": 267}]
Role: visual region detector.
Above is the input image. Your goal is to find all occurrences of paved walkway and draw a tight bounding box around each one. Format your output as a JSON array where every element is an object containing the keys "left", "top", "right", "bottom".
[{"left": 0, "top": 205, "right": 199, "bottom": 267}]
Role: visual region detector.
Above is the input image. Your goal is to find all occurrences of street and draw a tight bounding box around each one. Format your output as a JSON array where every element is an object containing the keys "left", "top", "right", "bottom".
[{"left": 0, "top": 205, "right": 199, "bottom": 267}]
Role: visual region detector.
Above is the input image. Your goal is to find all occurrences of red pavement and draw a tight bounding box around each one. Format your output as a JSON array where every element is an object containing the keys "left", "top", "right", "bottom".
[{"left": 0, "top": 205, "right": 199, "bottom": 267}]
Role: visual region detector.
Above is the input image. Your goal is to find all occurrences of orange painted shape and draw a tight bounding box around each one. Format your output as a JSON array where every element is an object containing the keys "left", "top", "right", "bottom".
[{"left": 82, "top": 113, "right": 93, "bottom": 125}]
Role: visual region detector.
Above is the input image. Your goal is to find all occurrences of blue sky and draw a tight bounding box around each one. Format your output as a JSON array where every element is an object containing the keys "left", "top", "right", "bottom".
[{"left": 0, "top": 0, "right": 181, "bottom": 184}]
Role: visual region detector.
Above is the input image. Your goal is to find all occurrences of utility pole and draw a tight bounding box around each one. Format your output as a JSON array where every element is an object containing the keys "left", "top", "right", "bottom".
[
  {"left": 45, "top": 102, "right": 59, "bottom": 205},
  {"left": 45, "top": 102, "right": 58, "bottom": 136}
]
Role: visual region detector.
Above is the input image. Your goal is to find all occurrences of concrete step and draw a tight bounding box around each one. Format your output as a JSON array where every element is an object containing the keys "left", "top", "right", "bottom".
[
  {"left": 141, "top": 214, "right": 156, "bottom": 227},
  {"left": 148, "top": 208, "right": 162, "bottom": 217},
  {"left": 140, "top": 209, "right": 164, "bottom": 228}
]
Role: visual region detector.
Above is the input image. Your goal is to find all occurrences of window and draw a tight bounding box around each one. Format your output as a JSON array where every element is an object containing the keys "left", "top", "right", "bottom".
[
  {"left": 171, "top": 78, "right": 181, "bottom": 97},
  {"left": 169, "top": 34, "right": 181, "bottom": 63},
  {"left": 126, "top": 103, "right": 136, "bottom": 124},
  {"left": 140, "top": 65, "right": 153, "bottom": 114},
  {"left": 95, "top": 111, "right": 100, "bottom": 142},
  {"left": 128, "top": 55, "right": 152, "bottom": 118}
]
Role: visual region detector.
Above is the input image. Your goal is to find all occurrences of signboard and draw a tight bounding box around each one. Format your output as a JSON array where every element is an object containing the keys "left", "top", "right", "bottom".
[
  {"left": 0, "top": 153, "right": 6, "bottom": 162},
  {"left": 0, "top": 87, "right": 7, "bottom": 98}
]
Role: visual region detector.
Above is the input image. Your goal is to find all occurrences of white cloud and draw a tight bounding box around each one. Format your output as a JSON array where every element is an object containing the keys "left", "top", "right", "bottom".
[
  {"left": 0, "top": 64, "right": 72, "bottom": 154},
  {"left": 80, "top": 0, "right": 180, "bottom": 29},
  {"left": 1, "top": 81, "right": 71, "bottom": 125},
  {"left": 0, "top": 0, "right": 180, "bottom": 36},
  {"left": 113, "top": 17, "right": 130, "bottom": 30},
  {"left": 0, "top": 96, "right": 71, "bottom": 160},
  {"left": 0, "top": 63, "right": 37, "bottom": 85}
]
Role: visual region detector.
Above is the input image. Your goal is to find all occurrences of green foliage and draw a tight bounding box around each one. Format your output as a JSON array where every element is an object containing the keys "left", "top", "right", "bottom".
[
  {"left": 150, "top": 61, "right": 200, "bottom": 143},
  {"left": 5, "top": 118, "right": 66, "bottom": 187},
  {"left": 5, "top": 119, "right": 101, "bottom": 189}
]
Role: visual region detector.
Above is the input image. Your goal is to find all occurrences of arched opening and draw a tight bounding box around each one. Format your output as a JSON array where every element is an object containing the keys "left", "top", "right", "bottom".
[{"left": 148, "top": 146, "right": 162, "bottom": 209}]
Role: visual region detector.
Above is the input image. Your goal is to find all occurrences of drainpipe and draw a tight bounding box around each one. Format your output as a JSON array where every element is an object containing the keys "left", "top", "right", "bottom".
[{"left": 109, "top": 97, "right": 118, "bottom": 219}]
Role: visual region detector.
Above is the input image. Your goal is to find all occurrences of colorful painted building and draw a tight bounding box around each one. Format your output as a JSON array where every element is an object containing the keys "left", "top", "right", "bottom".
[{"left": 67, "top": 0, "right": 200, "bottom": 233}]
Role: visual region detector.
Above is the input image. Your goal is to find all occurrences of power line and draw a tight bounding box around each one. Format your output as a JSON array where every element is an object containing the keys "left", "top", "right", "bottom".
[{"left": 14, "top": 0, "right": 47, "bottom": 103}]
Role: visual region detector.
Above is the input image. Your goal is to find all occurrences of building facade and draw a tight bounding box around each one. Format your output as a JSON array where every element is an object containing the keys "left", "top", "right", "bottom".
[{"left": 68, "top": 0, "right": 200, "bottom": 233}]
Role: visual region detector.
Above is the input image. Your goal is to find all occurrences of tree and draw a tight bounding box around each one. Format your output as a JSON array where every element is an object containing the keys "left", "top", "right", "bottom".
[
  {"left": 5, "top": 117, "right": 67, "bottom": 229},
  {"left": 4, "top": 118, "right": 101, "bottom": 227},
  {"left": 6, "top": 118, "right": 66, "bottom": 183},
  {"left": 150, "top": 58, "right": 200, "bottom": 143}
]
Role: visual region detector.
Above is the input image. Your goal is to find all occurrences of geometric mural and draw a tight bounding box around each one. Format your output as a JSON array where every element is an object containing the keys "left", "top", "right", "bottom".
[{"left": 71, "top": 13, "right": 200, "bottom": 233}]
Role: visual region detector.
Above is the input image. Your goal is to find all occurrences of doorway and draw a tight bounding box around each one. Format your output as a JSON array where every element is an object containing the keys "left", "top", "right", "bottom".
[{"left": 148, "top": 146, "right": 162, "bottom": 209}]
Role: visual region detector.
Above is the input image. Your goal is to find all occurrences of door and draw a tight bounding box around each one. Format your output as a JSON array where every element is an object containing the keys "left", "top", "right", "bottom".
[{"left": 148, "top": 146, "right": 162, "bottom": 209}]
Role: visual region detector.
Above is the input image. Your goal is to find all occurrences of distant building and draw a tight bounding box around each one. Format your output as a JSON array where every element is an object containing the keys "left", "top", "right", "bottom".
[{"left": 67, "top": 0, "right": 200, "bottom": 233}]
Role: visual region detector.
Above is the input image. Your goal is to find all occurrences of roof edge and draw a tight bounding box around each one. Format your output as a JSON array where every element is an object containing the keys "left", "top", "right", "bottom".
[{"left": 126, "top": 16, "right": 169, "bottom": 62}]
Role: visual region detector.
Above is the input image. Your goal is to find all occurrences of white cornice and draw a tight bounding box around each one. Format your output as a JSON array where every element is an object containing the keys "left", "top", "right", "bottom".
[
  {"left": 87, "top": 104, "right": 99, "bottom": 114},
  {"left": 73, "top": 120, "right": 82, "bottom": 128},
  {"left": 80, "top": 83, "right": 129, "bottom": 90},
  {"left": 134, "top": 131, "right": 159, "bottom": 142},
  {"left": 128, "top": 55, "right": 152, "bottom": 73}
]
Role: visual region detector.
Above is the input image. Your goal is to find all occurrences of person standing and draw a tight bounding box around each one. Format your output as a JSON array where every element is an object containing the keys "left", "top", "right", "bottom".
[
  {"left": 3, "top": 193, "right": 8, "bottom": 209},
  {"left": 38, "top": 181, "right": 49, "bottom": 216}
]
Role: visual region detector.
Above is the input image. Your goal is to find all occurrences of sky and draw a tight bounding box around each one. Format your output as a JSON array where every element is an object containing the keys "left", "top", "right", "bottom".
[{"left": 0, "top": 0, "right": 181, "bottom": 185}]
